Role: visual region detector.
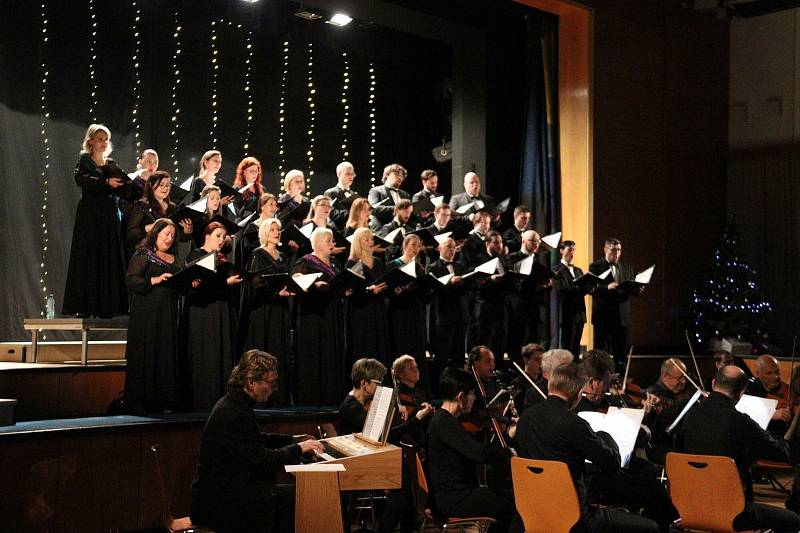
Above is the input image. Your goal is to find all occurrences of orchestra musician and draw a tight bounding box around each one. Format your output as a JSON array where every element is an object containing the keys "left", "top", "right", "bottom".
[
  {"left": 426, "top": 368, "right": 521, "bottom": 533},
  {"left": 510, "top": 343, "right": 544, "bottom": 414},
  {"left": 345, "top": 228, "right": 391, "bottom": 366},
  {"left": 231, "top": 157, "right": 264, "bottom": 221},
  {"left": 552, "top": 240, "right": 587, "bottom": 358},
  {"left": 393, "top": 354, "right": 433, "bottom": 426},
  {"left": 576, "top": 350, "right": 677, "bottom": 530},
  {"left": 523, "top": 348, "right": 573, "bottom": 410},
  {"left": 644, "top": 358, "right": 695, "bottom": 464},
  {"left": 291, "top": 227, "right": 347, "bottom": 405},
  {"left": 63, "top": 124, "right": 129, "bottom": 318},
  {"left": 682, "top": 365, "right": 800, "bottom": 532},
  {"left": 515, "top": 363, "right": 659, "bottom": 533},
  {"left": 239, "top": 218, "right": 293, "bottom": 405},
  {"left": 501, "top": 205, "right": 531, "bottom": 254},
  {"left": 426, "top": 237, "right": 468, "bottom": 389},
  {"left": 186, "top": 222, "right": 242, "bottom": 411},
  {"left": 337, "top": 357, "right": 432, "bottom": 533},
  {"left": 704, "top": 349, "right": 734, "bottom": 391},
  {"left": 589, "top": 238, "right": 643, "bottom": 362},
  {"left": 324, "top": 161, "right": 358, "bottom": 231},
  {"left": 190, "top": 350, "right": 323, "bottom": 533},
  {"left": 369, "top": 163, "right": 410, "bottom": 230}
]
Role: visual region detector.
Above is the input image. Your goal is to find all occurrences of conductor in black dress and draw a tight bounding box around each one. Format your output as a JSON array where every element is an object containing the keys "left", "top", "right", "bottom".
[
  {"left": 589, "top": 238, "right": 642, "bottom": 361},
  {"left": 63, "top": 124, "right": 129, "bottom": 318},
  {"left": 190, "top": 350, "right": 323, "bottom": 533},
  {"left": 552, "top": 240, "right": 587, "bottom": 358}
]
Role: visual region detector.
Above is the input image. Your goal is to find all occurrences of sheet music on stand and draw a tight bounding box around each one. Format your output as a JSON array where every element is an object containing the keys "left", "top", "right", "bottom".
[
  {"left": 578, "top": 407, "right": 645, "bottom": 467},
  {"left": 735, "top": 394, "right": 777, "bottom": 430},
  {"left": 358, "top": 385, "right": 397, "bottom": 445}
]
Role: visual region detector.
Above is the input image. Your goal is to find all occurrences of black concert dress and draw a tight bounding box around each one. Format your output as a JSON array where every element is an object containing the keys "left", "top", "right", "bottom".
[
  {"left": 62, "top": 153, "right": 129, "bottom": 317},
  {"left": 124, "top": 249, "right": 181, "bottom": 412},
  {"left": 345, "top": 258, "right": 392, "bottom": 368},
  {"left": 291, "top": 254, "right": 346, "bottom": 406},
  {"left": 186, "top": 248, "right": 236, "bottom": 411},
  {"left": 240, "top": 247, "right": 292, "bottom": 405}
]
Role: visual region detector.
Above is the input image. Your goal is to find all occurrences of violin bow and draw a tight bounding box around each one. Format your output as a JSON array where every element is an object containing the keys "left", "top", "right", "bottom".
[
  {"left": 685, "top": 330, "right": 706, "bottom": 393},
  {"left": 784, "top": 336, "right": 799, "bottom": 442},
  {"left": 513, "top": 361, "right": 547, "bottom": 399},
  {"left": 672, "top": 358, "right": 705, "bottom": 395},
  {"left": 471, "top": 364, "right": 508, "bottom": 449},
  {"left": 621, "top": 346, "right": 634, "bottom": 395}
]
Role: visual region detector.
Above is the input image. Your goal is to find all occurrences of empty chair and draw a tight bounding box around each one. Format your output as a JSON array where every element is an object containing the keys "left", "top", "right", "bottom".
[{"left": 510, "top": 456, "right": 580, "bottom": 533}]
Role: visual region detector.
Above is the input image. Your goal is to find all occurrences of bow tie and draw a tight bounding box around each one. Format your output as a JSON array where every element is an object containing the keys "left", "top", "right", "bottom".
[
  {"left": 469, "top": 196, "right": 479, "bottom": 201},
  {"left": 443, "top": 261, "right": 453, "bottom": 266}
]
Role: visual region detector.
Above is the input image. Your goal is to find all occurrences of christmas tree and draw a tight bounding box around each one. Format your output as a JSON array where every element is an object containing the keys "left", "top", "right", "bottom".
[{"left": 690, "top": 220, "right": 772, "bottom": 352}]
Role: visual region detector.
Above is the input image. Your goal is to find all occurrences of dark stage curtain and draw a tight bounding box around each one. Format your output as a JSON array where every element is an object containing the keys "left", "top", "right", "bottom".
[
  {"left": 519, "top": 11, "right": 560, "bottom": 348},
  {"left": 727, "top": 145, "right": 800, "bottom": 353}
]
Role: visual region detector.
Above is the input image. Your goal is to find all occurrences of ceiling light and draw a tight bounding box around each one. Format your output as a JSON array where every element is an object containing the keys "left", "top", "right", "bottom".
[
  {"left": 326, "top": 13, "right": 352, "bottom": 26},
  {"left": 295, "top": 10, "right": 322, "bottom": 21}
]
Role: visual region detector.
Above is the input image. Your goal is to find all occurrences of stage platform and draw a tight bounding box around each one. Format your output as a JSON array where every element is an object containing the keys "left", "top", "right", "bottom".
[{"left": 0, "top": 406, "right": 338, "bottom": 533}]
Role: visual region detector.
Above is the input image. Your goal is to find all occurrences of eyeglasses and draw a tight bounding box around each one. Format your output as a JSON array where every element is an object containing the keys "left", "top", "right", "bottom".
[
  {"left": 157, "top": 183, "right": 172, "bottom": 190},
  {"left": 369, "top": 379, "right": 383, "bottom": 386}
]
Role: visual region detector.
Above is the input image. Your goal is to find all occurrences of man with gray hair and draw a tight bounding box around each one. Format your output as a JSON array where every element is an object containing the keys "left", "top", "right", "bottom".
[
  {"left": 324, "top": 161, "right": 358, "bottom": 230},
  {"left": 523, "top": 348, "right": 573, "bottom": 410}
]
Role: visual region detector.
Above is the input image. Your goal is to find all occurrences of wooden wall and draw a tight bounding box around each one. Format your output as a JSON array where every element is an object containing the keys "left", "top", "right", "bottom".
[{"left": 517, "top": 0, "right": 729, "bottom": 350}]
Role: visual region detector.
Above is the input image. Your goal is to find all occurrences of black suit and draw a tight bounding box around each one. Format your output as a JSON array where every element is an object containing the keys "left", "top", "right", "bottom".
[
  {"left": 449, "top": 192, "right": 496, "bottom": 214},
  {"left": 368, "top": 184, "right": 410, "bottom": 230},
  {"left": 411, "top": 188, "right": 435, "bottom": 203},
  {"left": 589, "top": 258, "right": 636, "bottom": 360},
  {"left": 323, "top": 184, "right": 357, "bottom": 231},
  {"left": 502, "top": 226, "right": 525, "bottom": 254},
  {"left": 427, "top": 259, "right": 468, "bottom": 381},
  {"left": 190, "top": 390, "right": 302, "bottom": 533},
  {"left": 553, "top": 262, "right": 587, "bottom": 358},
  {"left": 682, "top": 391, "right": 800, "bottom": 532},
  {"left": 504, "top": 251, "right": 549, "bottom": 360},
  {"left": 458, "top": 232, "right": 486, "bottom": 268},
  {"left": 378, "top": 218, "right": 413, "bottom": 261},
  {"left": 468, "top": 251, "right": 510, "bottom": 358},
  {"left": 516, "top": 396, "right": 659, "bottom": 533}
]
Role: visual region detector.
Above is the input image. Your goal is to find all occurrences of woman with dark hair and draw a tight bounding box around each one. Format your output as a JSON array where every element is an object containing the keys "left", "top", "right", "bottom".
[
  {"left": 63, "top": 123, "right": 130, "bottom": 318},
  {"left": 124, "top": 218, "right": 182, "bottom": 414},
  {"left": 239, "top": 218, "right": 293, "bottom": 404},
  {"left": 386, "top": 234, "right": 431, "bottom": 393},
  {"left": 232, "top": 157, "right": 264, "bottom": 221},
  {"left": 290, "top": 227, "right": 347, "bottom": 405},
  {"left": 125, "top": 171, "right": 193, "bottom": 262},
  {"left": 346, "top": 228, "right": 391, "bottom": 367},
  {"left": 186, "top": 221, "right": 242, "bottom": 410}
]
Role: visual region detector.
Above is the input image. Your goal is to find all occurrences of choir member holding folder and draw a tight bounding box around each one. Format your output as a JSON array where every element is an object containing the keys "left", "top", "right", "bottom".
[
  {"left": 63, "top": 124, "right": 130, "bottom": 318},
  {"left": 231, "top": 157, "right": 264, "bottom": 221},
  {"left": 276, "top": 169, "right": 310, "bottom": 225},
  {"left": 193, "top": 184, "right": 234, "bottom": 249},
  {"left": 186, "top": 222, "right": 242, "bottom": 410},
  {"left": 385, "top": 234, "right": 430, "bottom": 393},
  {"left": 344, "top": 197, "right": 372, "bottom": 237},
  {"left": 125, "top": 171, "right": 193, "bottom": 262},
  {"left": 291, "top": 227, "right": 347, "bottom": 405},
  {"left": 240, "top": 218, "right": 293, "bottom": 405},
  {"left": 346, "top": 228, "right": 391, "bottom": 367},
  {"left": 124, "top": 218, "right": 182, "bottom": 415},
  {"left": 191, "top": 150, "right": 232, "bottom": 205}
]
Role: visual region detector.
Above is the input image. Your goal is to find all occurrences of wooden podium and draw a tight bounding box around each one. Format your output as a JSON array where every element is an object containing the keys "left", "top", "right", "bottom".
[{"left": 286, "top": 463, "right": 346, "bottom": 533}]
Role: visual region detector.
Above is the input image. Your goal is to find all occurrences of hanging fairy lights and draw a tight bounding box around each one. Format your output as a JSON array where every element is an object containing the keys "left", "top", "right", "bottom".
[
  {"left": 169, "top": 8, "right": 182, "bottom": 176},
  {"left": 340, "top": 52, "right": 350, "bottom": 160},
  {"left": 209, "top": 20, "right": 220, "bottom": 147},
  {"left": 130, "top": 0, "right": 143, "bottom": 152},
  {"left": 243, "top": 29, "right": 254, "bottom": 155},
  {"left": 88, "top": 0, "right": 99, "bottom": 121},
  {"left": 276, "top": 40, "right": 289, "bottom": 180},
  {"left": 306, "top": 41, "right": 316, "bottom": 192},
  {"left": 368, "top": 62, "right": 377, "bottom": 187},
  {"left": 38, "top": 0, "right": 51, "bottom": 319}
]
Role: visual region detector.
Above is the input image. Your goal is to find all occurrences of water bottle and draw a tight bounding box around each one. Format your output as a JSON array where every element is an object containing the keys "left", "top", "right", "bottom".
[{"left": 46, "top": 294, "right": 55, "bottom": 319}]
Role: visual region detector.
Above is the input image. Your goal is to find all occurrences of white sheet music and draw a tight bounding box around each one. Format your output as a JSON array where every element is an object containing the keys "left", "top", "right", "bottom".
[
  {"left": 736, "top": 394, "right": 777, "bottom": 430},
  {"left": 635, "top": 265, "right": 655, "bottom": 284},
  {"left": 188, "top": 196, "right": 208, "bottom": 213},
  {"left": 400, "top": 260, "right": 418, "bottom": 278},
  {"left": 362, "top": 386, "right": 395, "bottom": 442},
  {"left": 434, "top": 231, "right": 453, "bottom": 244},
  {"left": 178, "top": 175, "right": 194, "bottom": 190},
  {"left": 431, "top": 195, "right": 444, "bottom": 207},
  {"left": 541, "top": 231, "right": 562, "bottom": 249},
  {"left": 578, "top": 407, "right": 644, "bottom": 467},
  {"left": 299, "top": 222, "right": 315, "bottom": 239},
  {"left": 292, "top": 272, "right": 323, "bottom": 292},
  {"left": 384, "top": 227, "right": 404, "bottom": 243}
]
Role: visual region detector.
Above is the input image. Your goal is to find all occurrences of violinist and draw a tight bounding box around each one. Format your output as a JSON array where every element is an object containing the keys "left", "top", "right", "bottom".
[
  {"left": 337, "top": 358, "right": 431, "bottom": 533},
  {"left": 523, "top": 348, "right": 573, "bottom": 410},
  {"left": 426, "top": 368, "right": 521, "bottom": 533},
  {"left": 515, "top": 363, "right": 659, "bottom": 533},
  {"left": 462, "top": 345, "right": 502, "bottom": 432},
  {"left": 510, "top": 343, "right": 544, "bottom": 414},
  {"left": 644, "top": 358, "right": 694, "bottom": 464},
  {"left": 576, "top": 351, "right": 677, "bottom": 530},
  {"left": 392, "top": 355, "right": 433, "bottom": 421},
  {"left": 703, "top": 349, "right": 734, "bottom": 391}
]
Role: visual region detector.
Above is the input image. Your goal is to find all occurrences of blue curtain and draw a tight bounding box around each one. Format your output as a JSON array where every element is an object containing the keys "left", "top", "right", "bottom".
[{"left": 520, "top": 11, "right": 560, "bottom": 346}]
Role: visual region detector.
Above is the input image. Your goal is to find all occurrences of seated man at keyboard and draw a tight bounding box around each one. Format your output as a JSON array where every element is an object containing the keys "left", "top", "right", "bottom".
[{"left": 190, "top": 350, "right": 323, "bottom": 533}]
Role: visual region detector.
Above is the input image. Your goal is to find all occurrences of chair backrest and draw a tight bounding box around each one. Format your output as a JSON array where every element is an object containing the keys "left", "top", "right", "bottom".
[
  {"left": 665, "top": 452, "right": 745, "bottom": 533},
  {"left": 510, "top": 457, "right": 580, "bottom": 533},
  {"left": 150, "top": 444, "right": 176, "bottom": 528}
]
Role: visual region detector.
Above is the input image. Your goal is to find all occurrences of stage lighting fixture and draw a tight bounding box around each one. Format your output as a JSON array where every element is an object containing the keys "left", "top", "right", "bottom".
[
  {"left": 326, "top": 13, "right": 352, "bottom": 26},
  {"left": 241, "top": 0, "right": 260, "bottom": 3},
  {"left": 294, "top": 9, "right": 323, "bottom": 21}
]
